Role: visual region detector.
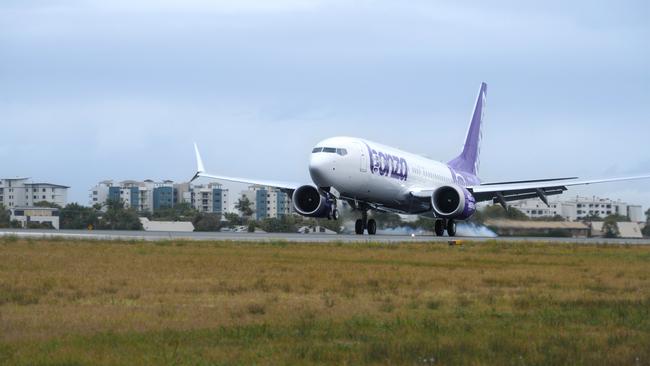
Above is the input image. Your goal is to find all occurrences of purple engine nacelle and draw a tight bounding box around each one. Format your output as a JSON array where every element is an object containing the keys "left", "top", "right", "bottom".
[
  {"left": 431, "top": 185, "right": 476, "bottom": 220},
  {"left": 292, "top": 185, "right": 333, "bottom": 218}
]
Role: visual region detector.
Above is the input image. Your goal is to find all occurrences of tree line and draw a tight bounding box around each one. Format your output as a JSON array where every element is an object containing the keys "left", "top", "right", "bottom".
[{"left": 2, "top": 201, "right": 649, "bottom": 237}]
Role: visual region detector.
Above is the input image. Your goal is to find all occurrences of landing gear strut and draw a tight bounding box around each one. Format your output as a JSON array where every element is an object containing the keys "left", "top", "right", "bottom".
[{"left": 354, "top": 210, "right": 377, "bottom": 235}]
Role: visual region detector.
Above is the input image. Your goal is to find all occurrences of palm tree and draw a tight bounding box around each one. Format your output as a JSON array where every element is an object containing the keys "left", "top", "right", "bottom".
[{"left": 235, "top": 197, "right": 254, "bottom": 218}]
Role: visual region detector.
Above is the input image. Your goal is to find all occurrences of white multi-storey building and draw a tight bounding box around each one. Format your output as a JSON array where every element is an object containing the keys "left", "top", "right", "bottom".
[
  {"left": 1, "top": 177, "right": 69, "bottom": 208},
  {"left": 89, "top": 179, "right": 174, "bottom": 213},
  {"left": 509, "top": 195, "right": 642, "bottom": 222},
  {"left": 173, "top": 182, "right": 192, "bottom": 207},
  {"left": 627, "top": 205, "right": 644, "bottom": 223},
  {"left": 89, "top": 180, "right": 229, "bottom": 214},
  {"left": 240, "top": 185, "right": 292, "bottom": 220},
  {"left": 190, "top": 183, "right": 229, "bottom": 214}
]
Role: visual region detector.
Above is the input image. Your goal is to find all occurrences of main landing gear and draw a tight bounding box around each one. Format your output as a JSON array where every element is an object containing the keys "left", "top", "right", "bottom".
[
  {"left": 355, "top": 210, "right": 377, "bottom": 235},
  {"left": 434, "top": 219, "right": 457, "bottom": 237}
]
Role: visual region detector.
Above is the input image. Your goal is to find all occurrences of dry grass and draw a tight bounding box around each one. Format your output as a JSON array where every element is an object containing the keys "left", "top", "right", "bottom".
[{"left": 0, "top": 237, "right": 649, "bottom": 365}]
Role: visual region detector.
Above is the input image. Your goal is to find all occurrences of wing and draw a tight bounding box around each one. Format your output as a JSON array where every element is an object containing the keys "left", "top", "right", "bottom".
[
  {"left": 468, "top": 175, "right": 650, "bottom": 207},
  {"left": 191, "top": 143, "right": 303, "bottom": 191}
]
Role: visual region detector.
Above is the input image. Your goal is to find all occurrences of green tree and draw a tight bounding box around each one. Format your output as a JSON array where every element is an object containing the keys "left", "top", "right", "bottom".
[
  {"left": 26, "top": 221, "right": 54, "bottom": 229},
  {"left": 223, "top": 212, "right": 242, "bottom": 228},
  {"left": 602, "top": 216, "right": 620, "bottom": 238},
  {"left": 153, "top": 202, "right": 198, "bottom": 221},
  {"left": 471, "top": 205, "right": 529, "bottom": 224},
  {"left": 258, "top": 215, "right": 302, "bottom": 233},
  {"left": 193, "top": 213, "right": 222, "bottom": 232},
  {"left": 60, "top": 203, "right": 100, "bottom": 230},
  {"left": 0, "top": 203, "right": 11, "bottom": 228},
  {"left": 34, "top": 201, "right": 62, "bottom": 209},
  {"left": 584, "top": 213, "right": 628, "bottom": 223},
  {"left": 236, "top": 197, "right": 254, "bottom": 218},
  {"left": 98, "top": 199, "right": 143, "bottom": 230}
]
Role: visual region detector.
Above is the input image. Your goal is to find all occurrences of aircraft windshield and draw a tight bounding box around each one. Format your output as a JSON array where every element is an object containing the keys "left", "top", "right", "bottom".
[{"left": 312, "top": 147, "right": 348, "bottom": 156}]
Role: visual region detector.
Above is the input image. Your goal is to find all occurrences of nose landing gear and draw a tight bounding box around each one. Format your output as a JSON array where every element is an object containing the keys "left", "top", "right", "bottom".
[
  {"left": 330, "top": 207, "right": 339, "bottom": 220},
  {"left": 324, "top": 191, "right": 339, "bottom": 220}
]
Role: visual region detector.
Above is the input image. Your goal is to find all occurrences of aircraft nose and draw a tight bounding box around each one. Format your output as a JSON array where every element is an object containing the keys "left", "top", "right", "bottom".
[{"left": 309, "top": 153, "right": 333, "bottom": 186}]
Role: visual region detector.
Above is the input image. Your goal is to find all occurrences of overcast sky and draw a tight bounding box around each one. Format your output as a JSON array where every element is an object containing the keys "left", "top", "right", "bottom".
[{"left": 1, "top": 0, "right": 648, "bottom": 210}]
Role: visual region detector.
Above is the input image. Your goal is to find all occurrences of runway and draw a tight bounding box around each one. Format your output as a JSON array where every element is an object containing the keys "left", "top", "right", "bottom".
[{"left": 1, "top": 228, "right": 649, "bottom": 245}]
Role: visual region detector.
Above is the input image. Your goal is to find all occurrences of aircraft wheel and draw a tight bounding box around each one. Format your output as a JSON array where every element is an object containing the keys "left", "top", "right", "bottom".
[
  {"left": 367, "top": 219, "right": 377, "bottom": 235},
  {"left": 355, "top": 219, "right": 364, "bottom": 235},
  {"left": 332, "top": 209, "right": 339, "bottom": 220},
  {"left": 447, "top": 219, "right": 457, "bottom": 237},
  {"left": 434, "top": 220, "right": 445, "bottom": 236}
]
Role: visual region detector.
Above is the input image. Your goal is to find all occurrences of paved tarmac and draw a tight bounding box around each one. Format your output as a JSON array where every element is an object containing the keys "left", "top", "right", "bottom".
[{"left": 1, "top": 229, "right": 649, "bottom": 245}]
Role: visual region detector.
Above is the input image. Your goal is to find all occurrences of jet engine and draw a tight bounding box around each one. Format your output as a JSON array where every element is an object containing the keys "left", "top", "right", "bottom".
[
  {"left": 431, "top": 185, "right": 476, "bottom": 219},
  {"left": 292, "top": 185, "right": 333, "bottom": 218}
]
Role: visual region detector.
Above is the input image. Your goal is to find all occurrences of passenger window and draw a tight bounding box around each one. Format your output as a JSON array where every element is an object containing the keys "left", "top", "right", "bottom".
[{"left": 312, "top": 147, "right": 323, "bottom": 153}]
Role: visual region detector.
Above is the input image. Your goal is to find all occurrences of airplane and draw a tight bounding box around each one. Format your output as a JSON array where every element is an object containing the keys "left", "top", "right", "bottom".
[{"left": 191, "top": 82, "right": 650, "bottom": 236}]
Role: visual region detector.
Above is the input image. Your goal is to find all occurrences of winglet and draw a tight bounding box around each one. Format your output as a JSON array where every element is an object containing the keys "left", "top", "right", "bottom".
[{"left": 191, "top": 143, "right": 205, "bottom": 182}]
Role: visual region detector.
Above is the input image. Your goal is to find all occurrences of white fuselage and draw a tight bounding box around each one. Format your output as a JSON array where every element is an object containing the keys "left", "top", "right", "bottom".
[{"left": 309, "top": 136, "right": 463, "bottom": 213}]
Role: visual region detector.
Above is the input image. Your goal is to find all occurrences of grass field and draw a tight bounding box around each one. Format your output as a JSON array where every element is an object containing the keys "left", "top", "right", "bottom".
[{"left": 0, "top": 236, "right": 649, "bottom": 365}]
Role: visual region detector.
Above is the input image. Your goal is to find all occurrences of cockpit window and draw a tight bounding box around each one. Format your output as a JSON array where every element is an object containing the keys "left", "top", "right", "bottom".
[{"left": 314, "top": 146, "right": 346, "bottom": 155}]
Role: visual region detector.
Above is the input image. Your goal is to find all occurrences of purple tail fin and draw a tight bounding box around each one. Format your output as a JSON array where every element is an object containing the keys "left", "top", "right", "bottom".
[{"left": 448, "top": 82, "right": 487, "bottom": 176}]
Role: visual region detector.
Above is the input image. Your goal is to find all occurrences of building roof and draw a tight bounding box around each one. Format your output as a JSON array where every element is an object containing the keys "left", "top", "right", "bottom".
[
  {"left": 485, "top": 219, "right": 589, "bottom": 230},
  {"left": 1, "top": 177, "right": 30, "bottom": 181},
  {"left": 25, "top": 183, "right": 70, "bottom": 188},
  {"left": 11, "top": 206, "right": 59, "bottom": 212}
]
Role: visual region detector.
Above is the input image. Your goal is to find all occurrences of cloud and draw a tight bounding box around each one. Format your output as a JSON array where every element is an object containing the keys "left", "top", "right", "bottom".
[{"left": 0, "top": 0, "right": 648, "bottom": 209}]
